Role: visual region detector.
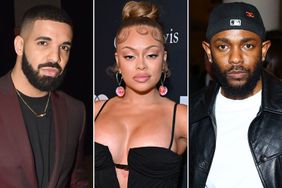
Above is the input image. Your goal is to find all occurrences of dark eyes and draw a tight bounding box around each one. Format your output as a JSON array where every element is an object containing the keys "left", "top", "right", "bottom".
[
  {"left": 61, "top": 45, "right": 71, "bottom": 52},
  {"left": 244, "top": 44, "right": 255, "bottom": 49},
  {"left": 37, "top": 41, "right": 71, "bottom": 52},
  {"left": 124, "top": 55, "right": 134, "bottom": 60},
  {"left": 37, "top": 41, "right": 47, "bottom": 46},
  {"left": 217, "top": 45, "right": 228, "bottom": 50},
  {"left": 147, "top": 54, "right": 158, "bottom": 59},
  {"left": 216, "top": 43, "right": 255, "bottom": 51},
  {"left": 123, "top": 54, "right": 159, "bottom": 60}
]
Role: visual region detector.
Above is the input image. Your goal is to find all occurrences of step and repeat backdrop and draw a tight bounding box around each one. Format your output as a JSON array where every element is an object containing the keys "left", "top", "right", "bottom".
[{"left": 94, "top": 0, "right": 187, "bottom": 105}]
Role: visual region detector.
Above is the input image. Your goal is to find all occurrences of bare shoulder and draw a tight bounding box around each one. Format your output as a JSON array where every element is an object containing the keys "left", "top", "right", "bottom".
[
  {"left": 94, "top": 100, "right": 108, "bottom": 117},
  {"left": 176, "top": 104, "right": 188, "bottom": 138},
  {"left": 176, "top": 104, "right": 188, "bottom": 124},
  {"left": 176, "top": 104, "right": 187, "bottom": 118}
]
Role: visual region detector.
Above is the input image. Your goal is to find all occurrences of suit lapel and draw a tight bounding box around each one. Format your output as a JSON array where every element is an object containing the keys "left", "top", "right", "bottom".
[
  {"left": 0, "top": 73, "right": 37, "bottom": 187},
  {"left": 48, "top": 92, "right": 68, "bottom": 187}
]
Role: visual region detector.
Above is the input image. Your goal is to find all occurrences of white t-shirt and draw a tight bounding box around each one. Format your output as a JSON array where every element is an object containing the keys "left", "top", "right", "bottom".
[{"left": 205, "top": 88, "right": 263, "bottom": 188}]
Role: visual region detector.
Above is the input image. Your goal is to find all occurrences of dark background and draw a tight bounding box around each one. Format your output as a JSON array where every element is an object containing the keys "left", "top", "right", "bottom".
[{"left": 189, "top": 0, "right": 222, "bottom": 94}]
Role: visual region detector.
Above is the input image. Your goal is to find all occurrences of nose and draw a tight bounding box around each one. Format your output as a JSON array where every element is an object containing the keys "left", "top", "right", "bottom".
[
  {"left": 48, "top": 47, "right": 61, "bottom": 64},
  {"left": 136, "top": 57, "right": 147, "bottom": 70},
  {"left": 229, "top": 47, "right": 243, "bottom": 65}
]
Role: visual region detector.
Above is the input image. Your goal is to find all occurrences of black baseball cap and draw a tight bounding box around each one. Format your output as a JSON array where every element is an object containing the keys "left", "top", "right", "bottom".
[{"left": 206, "top": 2, "right": 265, "bottom": 41}]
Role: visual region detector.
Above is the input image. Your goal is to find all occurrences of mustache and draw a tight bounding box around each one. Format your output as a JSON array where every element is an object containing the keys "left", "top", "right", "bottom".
[
  {"left": 38, "top": 62, "right": 62, "bottom": 72},
  {"left": 227, "top": 65, "right": 248, "bottom": 73}
]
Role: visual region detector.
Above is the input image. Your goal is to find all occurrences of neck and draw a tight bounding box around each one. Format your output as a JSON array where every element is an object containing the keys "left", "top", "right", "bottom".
[
  {"left": 11, "top": 64, "right": 48, "bottom": 97},
  {"left": 121, "top": 87, "right": 164, "bottom": 105}
]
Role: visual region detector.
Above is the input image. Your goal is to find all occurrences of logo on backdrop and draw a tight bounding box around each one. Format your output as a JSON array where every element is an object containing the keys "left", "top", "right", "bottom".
[
  {"left": 113, "top": 28, "right": 179, "bottom": 47},
  {"left": 164, "top": 28, "right": 179, "bottom": 44},
  {"left": 180, "top": 96, "right": 188, "bottom": 105},
  {"left": 94, "top": 94, "right": 109, "bottom": 101}
]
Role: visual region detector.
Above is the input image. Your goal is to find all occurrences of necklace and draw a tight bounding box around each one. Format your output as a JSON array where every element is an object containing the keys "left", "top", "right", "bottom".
[{"left": 16, "top": 90, "right": 51, "bottom": 118}]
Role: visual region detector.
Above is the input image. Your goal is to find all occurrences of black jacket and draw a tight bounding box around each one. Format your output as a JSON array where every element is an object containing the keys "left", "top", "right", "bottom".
[{"left": 189, "top": 70, "right": 282, "bottom": 188}]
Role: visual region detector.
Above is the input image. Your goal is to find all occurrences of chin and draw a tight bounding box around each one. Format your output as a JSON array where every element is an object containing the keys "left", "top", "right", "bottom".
[{"left": 228, "top": 79, "right": 247, "bottom": 87}]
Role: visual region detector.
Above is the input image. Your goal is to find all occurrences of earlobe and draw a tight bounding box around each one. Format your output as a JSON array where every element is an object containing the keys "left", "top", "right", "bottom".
[{"left": 14, "top": 36, "right": 24, "bottom": 56}]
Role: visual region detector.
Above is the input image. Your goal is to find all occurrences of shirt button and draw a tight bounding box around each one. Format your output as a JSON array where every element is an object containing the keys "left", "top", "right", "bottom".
[{"left": 260, "top": 155, "right": 267, "bottom": 162}]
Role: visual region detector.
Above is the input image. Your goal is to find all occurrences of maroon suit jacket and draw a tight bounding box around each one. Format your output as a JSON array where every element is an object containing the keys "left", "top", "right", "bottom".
[{"left": 0, "top": 72, "right": 89, "bottom": 188}]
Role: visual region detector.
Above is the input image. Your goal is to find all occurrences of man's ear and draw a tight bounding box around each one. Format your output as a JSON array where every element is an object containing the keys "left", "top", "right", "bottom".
[
  {"left": 262, "top": 40, "right": 271, "bottom": 61},
  {"left": 202, "top": 41, "right": 212, "bottom": 63},
  {"left": 14, "top": 35, "right": 24, "bottom": 56}
]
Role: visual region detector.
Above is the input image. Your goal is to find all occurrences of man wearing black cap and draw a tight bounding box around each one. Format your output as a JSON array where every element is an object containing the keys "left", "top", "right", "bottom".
[{"left": 190, "top": 2, "right": 282, "bottom": 188}]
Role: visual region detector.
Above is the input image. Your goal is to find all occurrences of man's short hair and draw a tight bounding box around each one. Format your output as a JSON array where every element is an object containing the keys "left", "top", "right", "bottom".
[{"left": 20, "top": 4, "right": 73, "bottom": 33}]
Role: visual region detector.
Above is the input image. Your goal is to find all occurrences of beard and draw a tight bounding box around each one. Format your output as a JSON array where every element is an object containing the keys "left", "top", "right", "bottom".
[
  {"left": 22, "top": 52, "right": 66, "bottom": 91},
  {"left": 212, "top": 60, "right": 262, "bottom": 99}
]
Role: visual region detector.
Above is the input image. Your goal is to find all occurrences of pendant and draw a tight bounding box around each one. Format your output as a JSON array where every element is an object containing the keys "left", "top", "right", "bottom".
[{"left": 37, "top": 113, "right": 47, "bottom": 118}]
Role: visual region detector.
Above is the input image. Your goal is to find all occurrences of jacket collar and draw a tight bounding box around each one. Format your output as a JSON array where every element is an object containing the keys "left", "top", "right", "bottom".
[
  {"left": 48, "top": 92, "right": 68, "bottom": 187},
  {"left": 261, "top": 70, "right": 282, "bottom": 113},
  {"left": 189, "top": 82, "right": 219, "bottom": 124}
]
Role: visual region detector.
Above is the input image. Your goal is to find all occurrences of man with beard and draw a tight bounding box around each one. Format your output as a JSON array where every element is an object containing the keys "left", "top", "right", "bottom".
[
  {"left": 190, "top": 2, "right": 282, "bottom": 188},
  {"left": 0, "top": 5, "right": 88, "bottom": 188}
]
